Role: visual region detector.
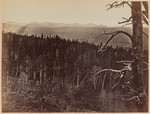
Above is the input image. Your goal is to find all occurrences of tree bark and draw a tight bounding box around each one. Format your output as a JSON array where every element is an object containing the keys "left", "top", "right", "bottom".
[
  {"left": 131, "top": 2, "right": 143, "bottom": 91},
  {"left": 131, "top": 2, "right": 145, "bottom": 111},
  {"left": 76, "top": 68, "right": 79, "bottom": 87}
]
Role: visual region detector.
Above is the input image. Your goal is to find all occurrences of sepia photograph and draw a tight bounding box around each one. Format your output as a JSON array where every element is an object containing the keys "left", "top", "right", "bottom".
[{"left": 1, "top": 0, "right": 149, "bottom": 112}]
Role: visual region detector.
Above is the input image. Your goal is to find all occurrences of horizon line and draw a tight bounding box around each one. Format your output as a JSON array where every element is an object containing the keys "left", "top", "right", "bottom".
[{"left": 3, "top": 20, "right": 133, "bottom": 28}]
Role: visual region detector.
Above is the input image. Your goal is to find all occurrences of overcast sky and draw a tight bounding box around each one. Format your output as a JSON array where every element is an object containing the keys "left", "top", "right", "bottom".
[{"left": 2, "top": 0, "right": 131, "bottom": 27}]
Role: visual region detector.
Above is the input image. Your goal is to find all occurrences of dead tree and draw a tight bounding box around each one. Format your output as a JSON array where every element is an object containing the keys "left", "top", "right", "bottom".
[
  {"left": 94, "top": 1, "right": 148, "bottom": 111},
  {"left": 104, "top": 1, "right": 148, "bottom": 93},
  {"left": 131, "top": 2, "right": 143, "bottom": 92}
]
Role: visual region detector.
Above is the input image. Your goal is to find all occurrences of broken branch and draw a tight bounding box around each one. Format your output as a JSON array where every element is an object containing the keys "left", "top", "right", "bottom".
[
  {"left": 107, "top": 1, "right": 132, "bottom": 11},
  {"left": 118, "top": 16, "right": 132, "bottom": 24}
]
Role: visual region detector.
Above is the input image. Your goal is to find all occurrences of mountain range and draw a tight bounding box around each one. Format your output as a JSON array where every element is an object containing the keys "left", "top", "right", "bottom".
[{"left": 2, "top": 21, "right": 148, "bottom": 48}]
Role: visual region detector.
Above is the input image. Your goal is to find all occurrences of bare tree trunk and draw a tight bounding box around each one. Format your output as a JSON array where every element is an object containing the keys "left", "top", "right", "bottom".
[
  {"left": 39, "top": 69, "right": 44, "bottom": 110},
  {"left": 93, "top": 76, "right": 96, "bottom": 90},
  {"left": 73, "top": 63, "right": 76, "bottom": 86},
  {"left": 52, "top": 71, "right": 55, "bottom": 84},
  {"left": 61, "top": 77, "right": 64, "bottom": 87},
  {"left": 101, "top": 73, "right": 106, "bottom": 91},
  {"left": 15, "top": 64, "right": 19, "bottom": 77},
  {"left": 33, "top": 71, "right": 36, "bottom": 80},
  {"left": 131, "top": 2, "right": 145, "bottom": 111},
  {"left": 39, "top": 69, "right": 43, "bottom": 84},
  {"left": 131, "top": 2, "right": 143, "bottom": 92},
  {"left": 76, "top": 68, "right": 79, "bottom": 87},
  {"left": 40, "top": 84, "right": 44, "bottom": 110},
  {"left": 109, "top": 73, "right": 112, "bottom": 91}
]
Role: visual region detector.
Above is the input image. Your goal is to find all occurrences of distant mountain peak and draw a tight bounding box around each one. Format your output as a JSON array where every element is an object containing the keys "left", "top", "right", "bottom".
[
  {"left": 87, "top": 23, "right": 96, "bottom": 25},
  {"left": 5, "top": 21, "right": 25, "bottom": 25},
  {"left": 3, "top": 21, "right": 107, "bottom": 27},
  {"left": 2, "top": 21, "right": 138, "bottom": 48},
  {"left": 29, "top": 21, "right": 39, "bottom": 24},
  {"left": 98, "top": 24, "right": 106, "bottom": 27}
]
